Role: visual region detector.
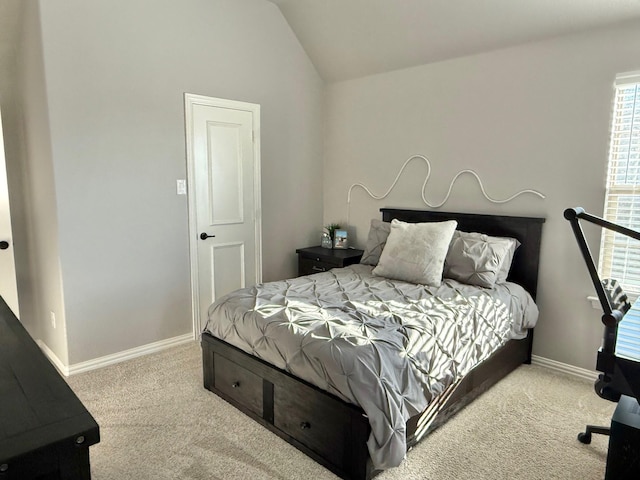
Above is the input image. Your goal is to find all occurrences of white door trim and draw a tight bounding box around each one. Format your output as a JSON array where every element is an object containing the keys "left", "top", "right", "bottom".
[
  {"left": 184, "top": 93, "right": 262, "bottom": 339},
  {"left": 0, "top": 106, "right": 19, "bottom": 317}
]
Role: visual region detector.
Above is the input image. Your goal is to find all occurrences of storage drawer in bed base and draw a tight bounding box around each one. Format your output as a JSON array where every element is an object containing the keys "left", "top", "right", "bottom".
[
  {"left": 201, "top": 333, "right": 371, "bottom": 480},
  {"left": 202, "top": 332, "right": 531, "bottom": 480}
]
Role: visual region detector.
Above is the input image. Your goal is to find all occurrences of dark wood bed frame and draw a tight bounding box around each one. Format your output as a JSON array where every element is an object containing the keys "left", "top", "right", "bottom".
[{"left": 201, "top": 208, "right": 545, "bottom": 479}]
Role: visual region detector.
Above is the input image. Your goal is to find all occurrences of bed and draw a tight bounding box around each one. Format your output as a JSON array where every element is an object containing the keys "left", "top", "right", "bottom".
[{"left": 201, "top": 208, "right": 545, "bottom": 479}]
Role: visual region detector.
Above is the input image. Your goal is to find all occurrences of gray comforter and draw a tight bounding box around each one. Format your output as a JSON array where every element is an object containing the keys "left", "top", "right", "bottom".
[{"left": 204, "top": 264, "right": 538, "bottom": 469}]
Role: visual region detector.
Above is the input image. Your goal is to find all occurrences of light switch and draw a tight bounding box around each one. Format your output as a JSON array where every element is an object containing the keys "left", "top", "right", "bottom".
[{"left": 176, "top": 179, "right": 187, "bottom": 195}]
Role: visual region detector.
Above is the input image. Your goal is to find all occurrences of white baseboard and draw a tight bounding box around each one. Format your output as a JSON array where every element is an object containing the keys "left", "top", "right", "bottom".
[
  {"left": 37, "top": 333, "right": 194, "bottom": 377},
  {"left": 37, "top": 336, "right": 596, "bottom": 382},
  {"left": 531, "top": 355, "right": 598, "bottom": 382},
  {"left": 37, "top": 339, "right": 70, "bottom": 377}
]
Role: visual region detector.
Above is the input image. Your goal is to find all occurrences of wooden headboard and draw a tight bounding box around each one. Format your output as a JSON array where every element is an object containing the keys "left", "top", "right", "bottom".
[{"left": 380, "top": 208, "right": 545, "bottom": 300}]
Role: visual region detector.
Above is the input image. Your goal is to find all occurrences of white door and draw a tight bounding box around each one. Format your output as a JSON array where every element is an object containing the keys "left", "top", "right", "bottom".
[
  {"left": 185, "top": 94, "right": 262, "bottom": 336},
  {"left": 0, "top": 108, "right": 19, "bottom": 317}
]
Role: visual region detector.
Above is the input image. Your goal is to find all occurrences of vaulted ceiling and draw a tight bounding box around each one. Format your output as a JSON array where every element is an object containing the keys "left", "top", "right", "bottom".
[
  {"left": 268, "top": 0, "right": 640, "bottom": 82},
  {"left": 2, "top": 1, "right": 640, "bottom": 86}
]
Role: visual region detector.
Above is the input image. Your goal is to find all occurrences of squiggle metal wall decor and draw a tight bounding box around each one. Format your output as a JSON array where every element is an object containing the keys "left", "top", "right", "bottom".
[{"left": 346, "top": 154, "right": 545, "bottom": 223}]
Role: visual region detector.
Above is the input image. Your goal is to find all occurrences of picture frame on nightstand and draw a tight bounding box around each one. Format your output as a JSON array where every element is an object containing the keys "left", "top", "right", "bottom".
[{"left": 333, "top": 229, "right": 348, "bottom": 249}]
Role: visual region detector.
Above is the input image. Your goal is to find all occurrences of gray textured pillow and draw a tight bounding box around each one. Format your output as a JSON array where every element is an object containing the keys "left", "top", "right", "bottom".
[
  {"left": 372, "top": 219, "right": 457, "bottom": 286},
  {"left": 360, "top": 219, "right": 391, "bottom": 266},
  {"left": 444, "top": 231, "right": 521, "bottom": 288}
]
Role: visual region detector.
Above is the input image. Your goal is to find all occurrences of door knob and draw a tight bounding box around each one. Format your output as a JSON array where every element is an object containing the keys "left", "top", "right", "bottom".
[
  {"left": 200, "top": 233, "right": 215, "bottom": 240},
  {"left": 0, "top": 241, "right": 9, "bottom": 250}
]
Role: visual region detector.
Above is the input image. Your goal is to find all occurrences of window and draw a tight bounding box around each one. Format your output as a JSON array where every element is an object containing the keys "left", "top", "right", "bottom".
[{"left": 599, "top": 72, "right": 640, "bottom": 297}]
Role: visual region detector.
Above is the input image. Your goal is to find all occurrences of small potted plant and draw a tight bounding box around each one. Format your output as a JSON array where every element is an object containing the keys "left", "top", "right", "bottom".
[{"left": 324, "top": 223, "right": 342, "bottom": 246}]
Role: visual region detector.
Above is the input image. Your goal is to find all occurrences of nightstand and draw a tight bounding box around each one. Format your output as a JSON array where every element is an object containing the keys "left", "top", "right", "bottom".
[{"left": 295, "top": 246, "right": 364, "bottom": 277}]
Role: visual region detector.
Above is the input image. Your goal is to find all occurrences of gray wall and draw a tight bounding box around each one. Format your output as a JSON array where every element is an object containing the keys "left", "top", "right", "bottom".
[
  {"left": 10, "top": 1, "right": 639, "bottom": 373},
  {"left": 323, "top": 20, "right": 640, "bottom": 372},
  {"left": 13, "top": 0, "right": 324, "bottom": 366},
  {"left": 14, "top": 0, "right": 68, "bottom": 362}
]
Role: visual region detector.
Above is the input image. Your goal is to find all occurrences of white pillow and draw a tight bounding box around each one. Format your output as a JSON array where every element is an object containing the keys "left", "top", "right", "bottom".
[{"left": 372, "top": 219, "right": 458, "bottom": 286}]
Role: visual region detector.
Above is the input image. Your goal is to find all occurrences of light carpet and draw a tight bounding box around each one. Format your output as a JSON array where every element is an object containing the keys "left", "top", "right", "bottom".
[{"left": 66, "top": 342, "right": 615, "bottom": 480}]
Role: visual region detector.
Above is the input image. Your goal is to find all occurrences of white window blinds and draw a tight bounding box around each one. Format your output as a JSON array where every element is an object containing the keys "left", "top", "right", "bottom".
[{"left": 599, "top": 72, "right": 640, "bottom": 296}]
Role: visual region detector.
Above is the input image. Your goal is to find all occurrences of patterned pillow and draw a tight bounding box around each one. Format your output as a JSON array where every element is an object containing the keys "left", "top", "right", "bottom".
[
  {"left": 360, "top": 219, "right": 391, "bottom": 266},
  {"left": 372, "top": 219, "right": 457, "bottom": 286},
  {"left": 444, "top": 231, "right": 520, "bottom": 288}
]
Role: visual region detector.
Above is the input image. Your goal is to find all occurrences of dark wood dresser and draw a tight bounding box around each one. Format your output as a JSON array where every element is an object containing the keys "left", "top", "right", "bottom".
[
  {"left": 296, "top": 246, "right": 364, "bottom": 277},
  {"left": 0, "top": 297, "right": 100, "bottom": 479}
]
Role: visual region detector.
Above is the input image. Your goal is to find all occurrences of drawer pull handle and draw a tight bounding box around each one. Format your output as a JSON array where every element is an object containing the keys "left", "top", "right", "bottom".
[
  {"left": 311, "top": 266, "right": 325, "bottom": 272},
  {"left": 300, "top": 421, "right": 311, "bottom": 430},
  {"left": 232, "top": 382, "right": 240, "bottom": 388}
]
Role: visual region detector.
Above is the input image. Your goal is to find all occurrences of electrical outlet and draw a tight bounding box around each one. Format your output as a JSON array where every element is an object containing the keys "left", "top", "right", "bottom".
[{"left": 50, "top": 311, "right": 56, "bottom": 329}]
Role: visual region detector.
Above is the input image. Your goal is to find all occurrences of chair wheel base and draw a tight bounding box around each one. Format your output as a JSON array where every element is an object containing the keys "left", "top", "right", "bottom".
[{"left": 578, "top": 432, "right": 592, "bottom": 444}]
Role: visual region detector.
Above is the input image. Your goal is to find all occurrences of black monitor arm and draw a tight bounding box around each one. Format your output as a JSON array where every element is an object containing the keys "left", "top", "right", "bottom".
[{"left": 564, "top": 207, "right": 640, "bottom": 402}]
